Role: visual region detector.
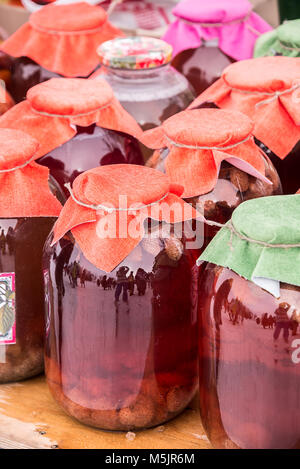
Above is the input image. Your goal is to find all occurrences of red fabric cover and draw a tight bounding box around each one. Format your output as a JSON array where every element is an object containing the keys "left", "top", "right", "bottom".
[
  {"left": 53, "top": 165, "right": 203, "bottom": 272},
  {"left": 0, "top": 78, "right": 143, "bottom": 157},
  {"left": 0, "top": 128, "right": 61, "bottom": 217},
  {"left": 190, "top": 57, "right": 300, "bottom": 159},
  {"left": 0, "top": 3, "right": 123, "bottom": 78},
  {"left": 142, "top": 109, "right": 269, "bottom": 198}
]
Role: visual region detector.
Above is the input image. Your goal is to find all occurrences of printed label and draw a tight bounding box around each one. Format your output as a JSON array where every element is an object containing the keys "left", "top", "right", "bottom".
[{"left": 0, "top": 272, "right": 16, "bottom": 345}]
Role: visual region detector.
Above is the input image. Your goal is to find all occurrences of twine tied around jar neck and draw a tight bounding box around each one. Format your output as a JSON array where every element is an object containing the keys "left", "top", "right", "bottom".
[
  {"left": 0, "top": 155, "right": 36, "bottom": 173},
  {"left": 230, "top": 83, "right": 300, "bottom": 108},
  {"left": 165, "top": 134, "right": 252, "bottom": 151},
  {"left": 278, "top": 41, "right": 300, "bottom": 52},
  {"left": 30, "top": 23, "right": 106, "bottom": 36},
  {"left": 64, "top": 182, "right": 170, "bottom": 213},
  {"left": 205, "top": 218, "right": 300, "bottom": 251}
]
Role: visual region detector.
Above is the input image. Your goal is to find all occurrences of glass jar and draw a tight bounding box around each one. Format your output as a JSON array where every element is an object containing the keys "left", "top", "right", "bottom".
[
  {"left": 97, "top": 37, "right": 195, "bottom": 131},
  {"left": 0, "top": 128, "right": 63, "bottom": 383},
  {"left": 147, "top": 109, "right": 282, "bottom": 255},
  {"left": 190, "top": 57, "right": 300, "bottom": 195},
  {"left": 43, "top": 226, "right": 198, "bottom": 430},
  {"left": 172, "top": 40, "right": 234, "bottom": 96},
  {"left": 43, "top": 164, "right": 201, "bottom": 430},
  {"left": 37, "top": 124, "right": 144, "bottom": 197},
  {"left": 198, "top": 264, "right": 300, "bottom": 449},
  {"left": 0, "top": 77, "right": 144, "bottom": 198},
  {"left": 0, "top": 2, "right": 122, "bottom": 103}
]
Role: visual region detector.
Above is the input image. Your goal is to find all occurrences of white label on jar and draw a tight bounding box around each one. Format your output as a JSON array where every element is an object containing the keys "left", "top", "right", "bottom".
[
  {"left": 0, "top": 272, "right": 16, "bottom": 346},
  {"left": 252, "top": 276, "right": 280, "bottom": 298}
]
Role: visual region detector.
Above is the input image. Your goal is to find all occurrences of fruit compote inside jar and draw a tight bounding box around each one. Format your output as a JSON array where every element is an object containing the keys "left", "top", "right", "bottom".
[
  {"left": 198, "top": 265, "right": 300, "bottom": 449},
  {"left": 0, "top": 128, "right": 62, "bottom": 383},
  {"left": 197, "top": 194, "right": 300, "bottom": 449},
  {"left": 172, "top": 40, "right": 234, "bottom": 96},
  {"left": 0, "top": 2, "right": 123, "bottom": 103},
  {"left": 37, "top": 124, "right": 144, "bottom": 196},
  {"left": 43, "top": 165, "right": 202, "bottom": 430}
]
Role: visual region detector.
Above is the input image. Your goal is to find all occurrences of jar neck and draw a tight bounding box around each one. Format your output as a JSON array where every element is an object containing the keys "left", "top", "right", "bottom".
[{"left": 103, "top": 64, "right": 171, "bottom": 81}]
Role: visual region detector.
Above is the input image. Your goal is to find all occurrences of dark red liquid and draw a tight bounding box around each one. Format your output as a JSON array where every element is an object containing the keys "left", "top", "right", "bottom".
[
  {"left": 0, "top": 216, "right": 56, "bottom": 383},
  {"left": 256, "top": 139, "right": 300, "bottom": 195},
  {"left": 4, "top": 56, "right": 99, "bottom": 104},
  {"left": 43, "top": 225, "right": 199, "bottom": 430},
  {"left": 198, "top": 264, "right": 300, "bottom": 449},
  {"left": 37, "top": 124, "right": 144, "bottom": 198},
  {"left": 172, "top": 46, "right": 235, "bottom": 96}
]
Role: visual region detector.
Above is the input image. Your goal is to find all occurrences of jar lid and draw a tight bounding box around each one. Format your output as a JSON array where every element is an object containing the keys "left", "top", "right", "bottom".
[
  {"left": 141, "top": 109, "right": 269, "bottom": 198},
  {"left": 0, "top": 128, "right": 61, "bottom": 217},
  {"left": 173, "top": 0, "right": 252, "bottom": 24},
  {"left": 52, "top": 164, "right": 203, "bottom": 272},
  {"left": 98, "top": 36, "right": 173, "bottom": 70},
  {"left": 255, "top": 19, "right": 300, "bottom": 58},
  {"left": 27, "top": 78, "right": 114, "bottom": 117},
  {"left": 190, "top": 57, "right": 300, "bottom": 159},
  {"left": 198, "top": 195, "right": 300, "bottom": 296},
  {"left": 30, "top": 2, "right": 107, "bottom": 33}
]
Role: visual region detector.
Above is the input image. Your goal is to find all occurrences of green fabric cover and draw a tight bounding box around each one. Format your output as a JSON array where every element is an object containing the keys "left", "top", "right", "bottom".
[
  {"left": 254, "top": 19, "right": 300, "bottom": 57},
  {"left": 197, "top": 195, "right": 300, "bottom": 287}
]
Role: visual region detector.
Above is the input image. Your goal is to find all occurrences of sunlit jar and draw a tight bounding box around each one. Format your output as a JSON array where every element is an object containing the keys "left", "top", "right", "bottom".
[
  {"left": 96, "top": 36, "right": 195, "bottom": 131},
  {"left": 0, "top": 128, "right": 62, "bottom": 383},
  {"left": 143, "top": 108, "right": 282, "bottom": 255},
  {"left": 197, "top": 194, "right": 300, "bottom": 449},
  {"left": 163, "top": 0, "right": 272, "bottom": 95},
  {"left": 43, "top": 164, "right": 203, "bottom": 430},
  {"left": 0, "top": 2, "right": 123, "bottom": 103},
  {"left": 190, "top": 56, "right": 300, "bottom": 195},
  {"left": 0, "top": 77, "right": 144, "bottom": 198}
]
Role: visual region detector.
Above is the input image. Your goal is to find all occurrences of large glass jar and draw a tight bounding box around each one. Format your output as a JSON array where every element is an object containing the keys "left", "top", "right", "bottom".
[
  {"left": 190, "top": 57, "right": 300, "bottom": 195},
  {"left": 0, "top": 2, "right": 122, "bottom": 103},
  {"left": 146, "top": 109, "right": 282, "bottom": 255},
  {"left": 96, "top": 37, "right": 195, "bottom": 131},
  {"left": 198, "top": 264, "right": 300, "bottom": 449},
  {"left": 172, "top": 40, "right": 234, "bottom": 96},
  {"left": 197, "top": 194, "right": 300, "bottom": 449},
  {"left": 43, "top": 165, "right": 200, "bottom": 430},
  {"left": 0, "top": 128, "right": 62, "bottom": 383},
  {"left": 162, "top": 0, "right": 272, "bottom": 95},
  {"left": 0, "top": 77, "right": 144, "bottom": 198}
]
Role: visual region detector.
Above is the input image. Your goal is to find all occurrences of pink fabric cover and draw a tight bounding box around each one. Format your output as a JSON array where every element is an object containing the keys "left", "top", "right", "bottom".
[{"left": 163, "top": 0, "right": 272, "bottom": 60}]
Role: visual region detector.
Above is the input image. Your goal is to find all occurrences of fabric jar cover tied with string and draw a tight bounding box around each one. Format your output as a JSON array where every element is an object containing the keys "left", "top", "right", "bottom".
[
  {"left": 51, "top": 164, "right": 204, "bottom": 273},
  {"left": 0, "top": 77, "right": 143, "bottom": 159},
  {"left": 197, "top": 194, "right": 300, "bottom": 298},
  {"left": 162, "top": 0, "right": 272, "bottom": 60},
  {"left": 190, "top": 57, "right": 300, "bottom": 160},
  {"left": 0, "top": 128, "right": 62, "bottom": 218},
  {"left": 0, "top": 2, "right": 123, "bottom": 78},
  {"left": 141, "top": 108, "right": 271, "bottom": 199},
  {"left": 255, "top": 19, "right": 300, "bottom": 58}
]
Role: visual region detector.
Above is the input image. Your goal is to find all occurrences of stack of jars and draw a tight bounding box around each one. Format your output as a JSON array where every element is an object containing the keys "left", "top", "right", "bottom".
[{"left": 0, "top": 0, "right": 299, "bottom": 452}]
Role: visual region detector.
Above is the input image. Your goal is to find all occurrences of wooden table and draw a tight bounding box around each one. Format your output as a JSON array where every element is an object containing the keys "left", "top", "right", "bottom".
[{"left": 0, "top": 376, "right": 212, "bottom": 449}]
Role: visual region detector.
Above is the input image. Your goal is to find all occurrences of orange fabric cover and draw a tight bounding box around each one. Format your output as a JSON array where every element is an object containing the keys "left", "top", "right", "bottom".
[
  {"left": 0, "top": 128, "right": 62, "bottom": 217},
  {"left": 53, "top": 165, "right": 203, "bottom": 272},
  {"left": 141, "top": 109, "right": 269, "bottom": 198},
  {"left": 190, "top": 57, "right": 300, "bottom": 159},
  {"left": 0, "top": 3, "right": 123, "bottom": 78},
  {"left": 0, "top": 78, "right": 143, "bottom": 158}
]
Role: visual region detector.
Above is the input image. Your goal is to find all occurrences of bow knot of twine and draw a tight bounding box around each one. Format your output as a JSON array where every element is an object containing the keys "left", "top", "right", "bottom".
[
  {"left": 65, "top": 183, "right": 170, "bottom": 213},
  {"left": 230, "top": 83, "right": 300, "bottom": 108}
]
